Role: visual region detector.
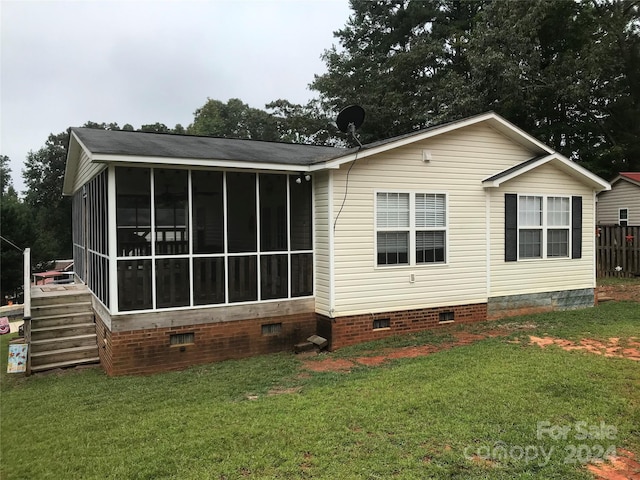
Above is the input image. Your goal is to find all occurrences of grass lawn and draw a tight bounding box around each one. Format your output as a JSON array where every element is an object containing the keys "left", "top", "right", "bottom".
[
  {"left": 1, "top": 301, "right": 638, "bottom": 479},
  {"left": 597, "top": 277, "right": 640, "bottom": 287}
]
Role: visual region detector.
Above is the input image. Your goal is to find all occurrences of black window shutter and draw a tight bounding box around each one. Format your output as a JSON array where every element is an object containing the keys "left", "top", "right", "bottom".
[
  {"left": 571, "top": 196, "right": 582, "bottom": 259},
  {"left": 505, "top": 194, "right": 518, "bottom": 262}
]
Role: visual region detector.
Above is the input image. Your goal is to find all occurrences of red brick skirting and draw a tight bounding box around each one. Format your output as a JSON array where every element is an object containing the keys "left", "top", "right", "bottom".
[
  {"left": 95, "top": 312, "right": 316, "bottom": 376},
  {"left": 318, "top": 303, "right": 488, "bottom": 350}
]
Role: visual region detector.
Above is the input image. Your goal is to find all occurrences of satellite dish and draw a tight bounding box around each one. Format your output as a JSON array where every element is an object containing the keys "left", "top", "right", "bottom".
[{"left": 336, "top": 105, "right": 365, "bottom": 134}]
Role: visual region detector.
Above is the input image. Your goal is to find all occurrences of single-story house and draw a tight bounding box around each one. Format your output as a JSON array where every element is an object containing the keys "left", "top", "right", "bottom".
[
  {"left": 63, "top": 112, "right": 610, "bottom": 375},
  {"left": 596, "top": 172, "right": 640, "bottom": 226}
]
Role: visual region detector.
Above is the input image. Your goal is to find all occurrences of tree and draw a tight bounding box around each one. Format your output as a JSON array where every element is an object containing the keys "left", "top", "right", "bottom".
[
  {"left": 22, "top": 130, "right": 72, "bottom": 262},
  {"left": 187, "top": 98, "right": 280, "bottom": 141},
  {"left": 139, "top": 122, "right": 171, "bottom": 133},
  {"left": 266, "top": 99, "right": 343, "bottom": 146},
  {"left": 459, "top": 0, "right": 640, "bottom": 178},
  {"left": 83, "top": 121, "right": 121, "bottom": 131},
  {"left": 1, "top": 157, "right": 37, "bottom": 303},
  {"left": 311, "top": 0, "right": 640, "bottom": 178},
  {"left": 0, "top": 155, "right": 11, "bottom": 196},
  {"left": 311, "top": 0, "right": 487, "bottom": 144}
]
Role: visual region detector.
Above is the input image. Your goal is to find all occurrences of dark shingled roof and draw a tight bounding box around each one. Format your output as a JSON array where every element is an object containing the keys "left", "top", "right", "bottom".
[
  {"left": 71, "top": 128, "right": 352, "bottom": 165},
  {"left": 482, "top": 155, "right": 549, "bottom": 183}
]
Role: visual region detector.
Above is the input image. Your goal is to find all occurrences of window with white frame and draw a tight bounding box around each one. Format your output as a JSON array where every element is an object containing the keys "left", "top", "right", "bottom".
[
  {"left": 415, "top": 193, "right": 446, "bottom": 263},
  {"left": 518, "top": 195, "right": 570, "bottom": 259},
  {"left": 619, "top": 208, "right": 629, "bottom": 227},
  {"left": 376, "top": 192, "right": 446, "bottom": 266}
]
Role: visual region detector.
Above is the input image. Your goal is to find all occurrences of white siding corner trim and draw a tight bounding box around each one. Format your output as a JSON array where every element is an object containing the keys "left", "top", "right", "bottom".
[{"left": 328, "top": 170, "right": 336, "bottom": 317}]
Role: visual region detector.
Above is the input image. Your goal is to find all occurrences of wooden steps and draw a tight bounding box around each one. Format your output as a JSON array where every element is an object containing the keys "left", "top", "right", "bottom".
[{"left": 28, "top": 286, "right": 99, "bottom": 373}]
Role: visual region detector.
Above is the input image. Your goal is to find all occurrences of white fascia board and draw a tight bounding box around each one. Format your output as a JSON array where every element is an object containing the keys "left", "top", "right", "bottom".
[
  {"left": 482, "top": 153, "right": 611, "bottom": 191},
  {"left": 91, "top": 154, "right": 313, "bottom": 173},
  {"left": 552, "top": 156, "right": 611, "bottom": 191},
  {"left": 484, "top": 115, "right": 555, "bottom": 155},
  {"left": 309, "top": 112, "right": 554, "bottom": 171}
]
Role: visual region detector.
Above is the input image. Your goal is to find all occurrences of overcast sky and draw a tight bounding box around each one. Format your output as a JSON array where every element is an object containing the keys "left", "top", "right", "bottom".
[{"left": 1, "top": 0, "right": 351, "bottom": 193}]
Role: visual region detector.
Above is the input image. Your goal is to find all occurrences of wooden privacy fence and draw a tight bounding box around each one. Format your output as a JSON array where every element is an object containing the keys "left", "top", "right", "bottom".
[{"left": 597, "top": 225, "right": 640, "bottom": 278}]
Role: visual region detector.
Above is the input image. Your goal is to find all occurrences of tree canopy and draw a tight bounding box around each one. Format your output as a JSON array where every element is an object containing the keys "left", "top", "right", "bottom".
[
  {"left": 23, "top": 131, "right": 73, "bottom": 263},
  {"left": 311, "top": 0, "right": 640, "bottom": 178},
  {"left": 187, "top": 98, "right": 280, "bottom": 140},
  {"left": 1, "top": 156, "right": 37, "bottom": 302}
]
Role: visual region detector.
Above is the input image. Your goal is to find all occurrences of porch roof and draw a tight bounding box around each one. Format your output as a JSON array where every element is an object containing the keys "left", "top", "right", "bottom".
[{"left": 70, "top": 127, "right": 350, "bottom": 166}]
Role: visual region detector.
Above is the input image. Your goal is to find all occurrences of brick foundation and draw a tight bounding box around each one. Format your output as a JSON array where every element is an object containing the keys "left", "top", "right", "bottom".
[
  {"left": 95, "top": 312, "right": 316, "bottom": 376},
  {"left": 319, "top": 303, "right": 488, "bottom": 350}
]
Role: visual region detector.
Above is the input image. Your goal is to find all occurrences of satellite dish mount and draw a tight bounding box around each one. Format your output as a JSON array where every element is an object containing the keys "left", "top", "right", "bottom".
[{"left": 336, "top": 105, "right": 365, "bottom": 147}]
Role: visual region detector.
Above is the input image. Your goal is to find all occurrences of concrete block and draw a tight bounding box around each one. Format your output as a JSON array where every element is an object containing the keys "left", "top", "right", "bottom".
[{"left": 307, "top": 335, "right": 328, "bottom": 349}]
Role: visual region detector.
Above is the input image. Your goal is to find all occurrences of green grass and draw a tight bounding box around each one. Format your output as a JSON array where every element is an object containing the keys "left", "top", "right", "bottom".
[
  {"left": 597, "top": 276, "right": 640, "bottom": 286},
  {"left": 485, "top": 300, "right": 640, "bottom": 342},
  {"left": 1, "top": 302, "right": 639, "bottom": 479}
]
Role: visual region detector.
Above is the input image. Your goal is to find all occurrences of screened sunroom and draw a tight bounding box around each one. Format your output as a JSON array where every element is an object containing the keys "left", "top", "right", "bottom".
[
  {"left": 64, "top": 127, "right": 342, "bottom": 317},
  {"left": 71, "top": 166, "right": 313, "bottom": 314}
]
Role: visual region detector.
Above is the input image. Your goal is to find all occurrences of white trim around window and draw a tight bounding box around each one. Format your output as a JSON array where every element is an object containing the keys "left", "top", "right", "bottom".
[
  {"left": 619, "top": 208, "right": 629, "bottom": 227},
  {"left": 374, "top": 190, "right": 449, "bottom": 268}
]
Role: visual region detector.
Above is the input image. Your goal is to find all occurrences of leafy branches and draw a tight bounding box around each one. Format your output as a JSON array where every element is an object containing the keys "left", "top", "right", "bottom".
[{"left": 311, "top": 0, "right": 640, "bottom": 179}]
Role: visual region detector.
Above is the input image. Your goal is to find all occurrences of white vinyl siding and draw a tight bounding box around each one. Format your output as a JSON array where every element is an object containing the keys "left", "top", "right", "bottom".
[
  {"left": 597, "top": 179, "right": 640, "bottom": 225},
  {"left": 329, "top": 122, "right": 534, "bottom": 317},
  {"left": 313, "top": 171, "right": 331, "bottom": 316},
  {"left": 72, "top": 150, "right": 107, "bottom": 193},
  {"left": 490, "top": 162, "right": 595, "bottom": 297}
]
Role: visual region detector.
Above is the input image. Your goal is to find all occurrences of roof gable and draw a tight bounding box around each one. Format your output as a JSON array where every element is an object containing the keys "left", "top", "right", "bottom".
[
  {"left": 612, "top": 172, "right": 640, "bottom": 188},
  {"left": 482, "top": 153, "right": 610, "bottom": 192},
  {"left": 308, "top": 111, "right": 554, "bottom": 171}
]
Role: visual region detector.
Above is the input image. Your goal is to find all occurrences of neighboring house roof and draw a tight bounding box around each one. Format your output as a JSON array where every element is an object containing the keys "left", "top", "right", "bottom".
[
  {"left": 612, "top": 172, "right": 640, "bottom": 188},
  {"left": 483, "top": 153, "right": 610, "bottom": 192},
  {"left": 63, "top": 111, "right": 610, "bottom": 195}
]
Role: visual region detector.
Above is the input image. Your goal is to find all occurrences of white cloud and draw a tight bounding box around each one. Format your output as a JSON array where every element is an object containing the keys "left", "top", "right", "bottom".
[{"left": 0, "top": 0, "right": 350, "bottom": 193}]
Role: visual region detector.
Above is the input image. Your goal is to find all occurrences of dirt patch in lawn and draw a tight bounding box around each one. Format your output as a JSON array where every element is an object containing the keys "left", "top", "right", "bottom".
[
  {"left": 588, "top": 448, "right": 640, "bottom": 480},
  {"left": 597, "top": 283, "right": 640, "bottom": 303},
  {"left": 528, "top": 336, "right": 640, "bottom": 361},
  {"left": 302, "top": 330, "right": 512, "bottom": 373}
]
